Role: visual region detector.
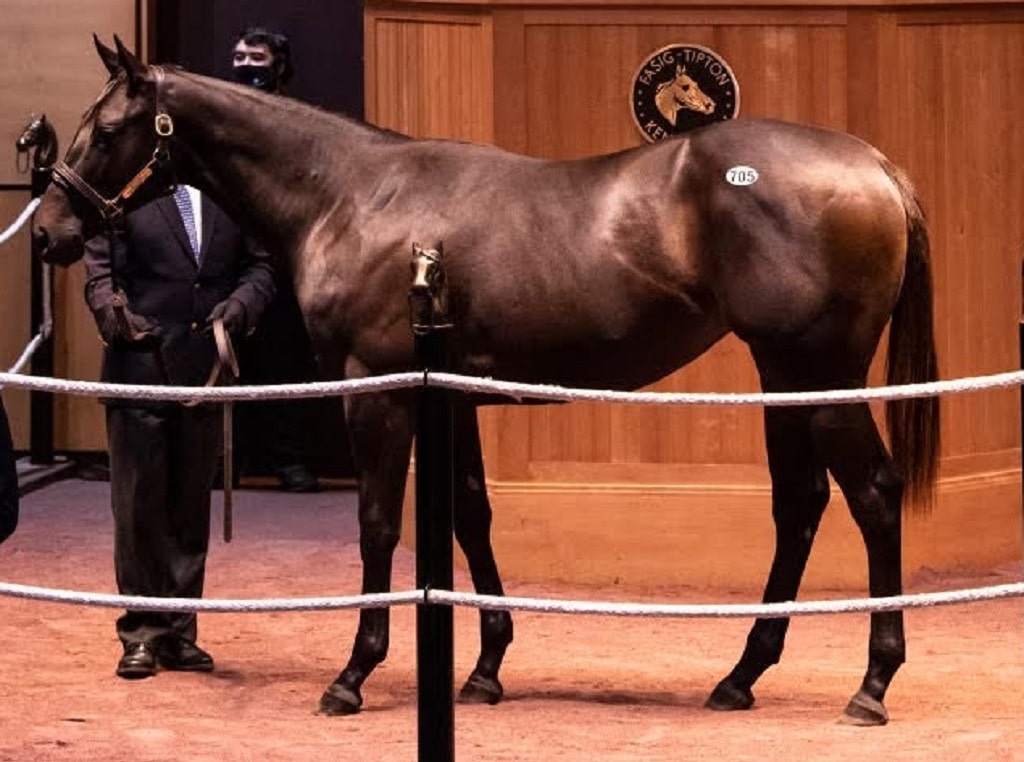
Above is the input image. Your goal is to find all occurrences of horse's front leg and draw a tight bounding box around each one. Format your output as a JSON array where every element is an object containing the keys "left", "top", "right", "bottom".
[
  {"left": 319, "top": 390, "right": 414, "bottom": 716},
  {"left": 452, "top": 403, "right": 513, "bottom": 705}
]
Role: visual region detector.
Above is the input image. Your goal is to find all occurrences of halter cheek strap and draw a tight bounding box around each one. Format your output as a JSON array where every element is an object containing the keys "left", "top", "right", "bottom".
[{"left": 51, "top": 66, "right": 175, "bottom": 222}]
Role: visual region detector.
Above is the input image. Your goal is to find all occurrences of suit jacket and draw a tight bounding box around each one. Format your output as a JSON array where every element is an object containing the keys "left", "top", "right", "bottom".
[{"left": 83, "top": 194, "right": 277, "bottom": 406}]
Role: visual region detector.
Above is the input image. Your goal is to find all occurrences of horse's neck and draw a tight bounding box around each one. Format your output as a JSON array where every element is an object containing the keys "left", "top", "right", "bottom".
[{"left": 166, "top": 72, "right": 366, "bottom": 262}]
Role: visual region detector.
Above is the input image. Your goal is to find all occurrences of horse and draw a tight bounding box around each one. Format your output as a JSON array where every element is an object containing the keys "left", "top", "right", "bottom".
[
  {"left": 15, "top": 112, "right": 59, "bottom": 172},
  {"left": 32, "top": 36, "right": 939, "bottom": 726},
  {"left": 655, "top": 65, "right": 715, "bottom": 125}
]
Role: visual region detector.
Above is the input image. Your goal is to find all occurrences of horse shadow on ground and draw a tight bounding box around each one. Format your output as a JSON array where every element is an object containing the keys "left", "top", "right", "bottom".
[{"left": 501, "top": 687, "right": 706, "bottom": 709}]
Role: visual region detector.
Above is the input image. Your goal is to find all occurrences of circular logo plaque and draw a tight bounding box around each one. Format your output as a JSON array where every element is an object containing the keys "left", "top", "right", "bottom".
[{"left": 630, "top": 44, "right": 740, "bottom": 142}]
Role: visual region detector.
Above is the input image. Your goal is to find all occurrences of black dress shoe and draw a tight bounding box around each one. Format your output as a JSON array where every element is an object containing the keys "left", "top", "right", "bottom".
[
  {"left": 276, "top": 464, "right": 320, "bottom": 493},
  {"left": 116, "top": 642, "right": 157, "bottom": 679},
  {"left": 156, "top": 638, "right": 214, "bottom": 672}
]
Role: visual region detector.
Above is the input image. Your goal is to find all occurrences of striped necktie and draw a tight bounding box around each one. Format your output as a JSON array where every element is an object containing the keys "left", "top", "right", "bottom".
[{"left": 173, "top": 185, "right": 200, "bottom": 261}]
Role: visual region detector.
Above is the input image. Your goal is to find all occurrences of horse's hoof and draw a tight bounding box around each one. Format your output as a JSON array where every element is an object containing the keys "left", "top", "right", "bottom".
[
  {"left": 318, "top": 682, "right": 363, "bottom": 716},
  {"left": 840, "top": 691, "right": 888, "bottom": 726},
  {"left": 457, "top": 673, "right": 503, "bottom": 705},
  {"left": 705, "top": 679, "right": 754, "bottom": 711}
]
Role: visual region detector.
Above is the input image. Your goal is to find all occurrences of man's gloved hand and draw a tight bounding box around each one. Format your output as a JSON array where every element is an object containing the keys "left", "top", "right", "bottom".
[
  {"left": 96, "top": 292, "right": 159, "bottom": 346},
  {"left": 206, "top": 297, "right": 248, "bottom": 337}
]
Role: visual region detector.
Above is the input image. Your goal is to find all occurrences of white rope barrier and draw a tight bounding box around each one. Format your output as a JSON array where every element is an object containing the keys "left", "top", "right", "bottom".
[
  {"left": 0, "top": 369, "right": 424, "bottom": 402},
  {"left": 1, "top": 366, "right": 1024, "bottom": 406},
  {"left": 1, "top": 579, "right": 1020, "bottom": 617},
  {"left": 0, "top": 196, "right": 52, "bottom": 379},
  {"left": 0, "top": 197, "right": 40, "bottom": 246},
  {"left": 0, "top": 581, "right": 421, "bottom": 612},
  {"left": 0, "top": 302, "right": 1019, "bottom": 623},
  {"left": 428, "top": 369, "right": 1024, "bottom": 406},
  {"left": 427, "top": 583, "right": 1024, "bottom": 618},
  {"left": 5, "top": 332, "right": 45, "bottom": 375}
]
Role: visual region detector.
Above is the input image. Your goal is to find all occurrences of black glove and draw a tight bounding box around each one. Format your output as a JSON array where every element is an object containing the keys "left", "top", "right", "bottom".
[
  {"left": 206, "top": 297, "right": 248, "bottom": 337},
  {"left": 96, "top": 292, "right": 159, "bottom": 346}
]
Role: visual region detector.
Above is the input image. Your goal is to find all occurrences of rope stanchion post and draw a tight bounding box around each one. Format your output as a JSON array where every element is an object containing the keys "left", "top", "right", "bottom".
[
  {"left": 410, "top": 243, "right": 455, "bottom": 762},
  {"left": 29, "top": 165, "right": 54, "bottom": 465}
]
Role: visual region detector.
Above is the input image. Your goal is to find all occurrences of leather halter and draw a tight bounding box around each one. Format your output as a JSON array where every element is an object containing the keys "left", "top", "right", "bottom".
[{"left": 51, "top": 66, "right": 175, "bottom": 222}]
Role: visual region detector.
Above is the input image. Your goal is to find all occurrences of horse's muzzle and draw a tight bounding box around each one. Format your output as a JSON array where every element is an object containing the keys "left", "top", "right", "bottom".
[{"left": 32, "top": 226, "right": 84, "bottom": 266}]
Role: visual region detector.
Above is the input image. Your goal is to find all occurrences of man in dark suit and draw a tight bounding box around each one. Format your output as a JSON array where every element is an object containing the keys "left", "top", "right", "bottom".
[{"left": 84, "top": 184, "right": 275, "bottom": 679}]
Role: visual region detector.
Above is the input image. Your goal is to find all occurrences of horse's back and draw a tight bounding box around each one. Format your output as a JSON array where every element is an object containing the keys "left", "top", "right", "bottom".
[{"left": 309, "top": 118, "right": 912, "bottom": 389}]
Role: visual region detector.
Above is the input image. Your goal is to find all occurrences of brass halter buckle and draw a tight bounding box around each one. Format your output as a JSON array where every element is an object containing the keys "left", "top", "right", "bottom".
[{"left": 155, "top": 112, "right": 173, "bottom": 137}]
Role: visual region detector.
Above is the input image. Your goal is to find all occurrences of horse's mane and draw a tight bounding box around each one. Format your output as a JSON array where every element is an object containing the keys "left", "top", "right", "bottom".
[{"left": 169, "top": 67, "right": 411, "bottom": 146}]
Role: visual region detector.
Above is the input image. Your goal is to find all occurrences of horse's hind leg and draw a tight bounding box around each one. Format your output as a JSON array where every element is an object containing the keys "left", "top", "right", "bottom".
[
  {"left": 707, "top": 404, "right": 830, "bottom": 712},
  {"left": 319, "top": 390, "right": 414, "bottom": 716},
  {"left": 708, "top": 400, "right": 905, "bottom": 726},
  {"left": 452, "top": 403, "right": 514, "bottom": 705},
  {"left": 811, "top": 402, "right": 905, "bottom": 725}
]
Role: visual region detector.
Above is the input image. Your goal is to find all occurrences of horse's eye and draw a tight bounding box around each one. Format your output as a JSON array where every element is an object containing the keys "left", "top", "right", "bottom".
[
  {"left": 681, "top": 84, "right": 690, "bottom": 91},
  {"left": 92, "top": 125, "right": 121, "bottom": 150}
]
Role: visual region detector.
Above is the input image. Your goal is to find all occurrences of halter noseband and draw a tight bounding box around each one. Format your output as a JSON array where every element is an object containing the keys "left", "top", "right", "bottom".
[{"left": 51, "top": 66, "right": 175, "bottom": 223}]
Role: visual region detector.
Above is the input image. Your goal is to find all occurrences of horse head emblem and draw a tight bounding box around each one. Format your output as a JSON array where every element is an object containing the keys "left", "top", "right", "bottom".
[
  {"left": 409, "top": 242, "right": 451, "bottom": 332},
  {"left": 15, "top": 113, "right": 59, "bottom": 172},
  {"left": 655, "top": 65, "right": 716, "bottom": 126}
]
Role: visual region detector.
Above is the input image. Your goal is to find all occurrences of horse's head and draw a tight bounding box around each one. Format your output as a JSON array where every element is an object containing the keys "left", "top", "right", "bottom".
[
  {"left": 654, "top": 65, "right": 716, "bottom": 125},
  {"left": 32, "top": 35, "right": 177, "bottom": 265}
]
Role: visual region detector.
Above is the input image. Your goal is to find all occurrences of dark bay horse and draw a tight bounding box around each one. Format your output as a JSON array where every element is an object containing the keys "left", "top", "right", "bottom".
[{"left": 32, "top": 37, "right": 939, "bottom": 726}]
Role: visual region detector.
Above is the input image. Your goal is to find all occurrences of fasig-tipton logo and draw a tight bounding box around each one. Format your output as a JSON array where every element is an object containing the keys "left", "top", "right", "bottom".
[{"left": 630, "top": 44, "right": 740, "bottom": 142}]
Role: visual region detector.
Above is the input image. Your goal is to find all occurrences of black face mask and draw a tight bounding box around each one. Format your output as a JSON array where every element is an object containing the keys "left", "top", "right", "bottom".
[{"left": 233, "top": 65, "right": 279, "bottom": 92}]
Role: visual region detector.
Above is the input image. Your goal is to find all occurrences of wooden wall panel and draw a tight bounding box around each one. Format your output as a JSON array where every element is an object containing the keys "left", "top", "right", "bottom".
[
  {"left": 1, "top": 0, "right": 135, "bottom": 451},
  {"left": 0, "top": 0, "right": 136, "bottom": 186},
  {"left": 897, "top": 19, "right": 1024, "bottom": 463},
  {"left": 367, "top": 13, "right": 494, "bottom": 142}
]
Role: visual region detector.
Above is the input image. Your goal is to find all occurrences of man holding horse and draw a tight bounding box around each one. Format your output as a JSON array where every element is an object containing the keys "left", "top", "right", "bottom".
[{"left": 81, "top": 50, "right": 278, "bottom": 675}]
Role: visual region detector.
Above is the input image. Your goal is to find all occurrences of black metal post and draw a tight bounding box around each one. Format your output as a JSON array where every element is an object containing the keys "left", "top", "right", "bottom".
[
  {"left": 29, "top": 166, "right": 54, "bottom": 465},
  {"left": 414, "top": 325, "right": 455, "bottom": 762}
]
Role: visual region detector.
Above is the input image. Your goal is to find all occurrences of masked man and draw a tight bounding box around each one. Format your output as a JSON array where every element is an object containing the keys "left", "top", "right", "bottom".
[{"left": 228, "top": 26, "right": 323, "bottom": 493}]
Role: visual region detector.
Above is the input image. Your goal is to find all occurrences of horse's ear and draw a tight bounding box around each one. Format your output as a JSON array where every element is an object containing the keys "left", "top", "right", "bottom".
[
  {"left": 113, "top": 35, "right": 147, "bottom": 93},
  {"left": 94, "top": 34, "right": 121, "bottom": 77}
]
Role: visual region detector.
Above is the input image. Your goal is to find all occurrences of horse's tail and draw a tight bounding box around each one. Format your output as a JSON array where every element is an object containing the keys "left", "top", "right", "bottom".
[{"left": 882, "top": 158, "right": 940, "bottom": 512}]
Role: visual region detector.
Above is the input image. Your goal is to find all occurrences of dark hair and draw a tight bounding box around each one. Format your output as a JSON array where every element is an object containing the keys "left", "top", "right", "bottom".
[{"left": 234, "top": 26, "right": 294, "bottom": 85}]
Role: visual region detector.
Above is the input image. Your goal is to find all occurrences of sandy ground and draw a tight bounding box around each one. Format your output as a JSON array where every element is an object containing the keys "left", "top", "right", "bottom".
[{"left": 0, "top": 478, "right": 1021, "bottom": 761}]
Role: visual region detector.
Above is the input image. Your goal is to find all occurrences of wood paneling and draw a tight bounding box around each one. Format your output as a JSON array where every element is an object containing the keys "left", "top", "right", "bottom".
[
  {"left": 896, "top": 18, "right": 1024, "bottom": 462},
  {"left": 0, "top": 0, "right": 135, "bottom": 451},
  {"left": 366, "top": 11, "right": 494, "bottom": 142},
  {"left": 0, "top": 1, "right": 136, "bottom": 186}
]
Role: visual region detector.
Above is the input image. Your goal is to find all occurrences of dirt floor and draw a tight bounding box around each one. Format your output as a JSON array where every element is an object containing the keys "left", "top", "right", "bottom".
[{"left": 0, "top": 478, "right": 1021, "bottom": 761}]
